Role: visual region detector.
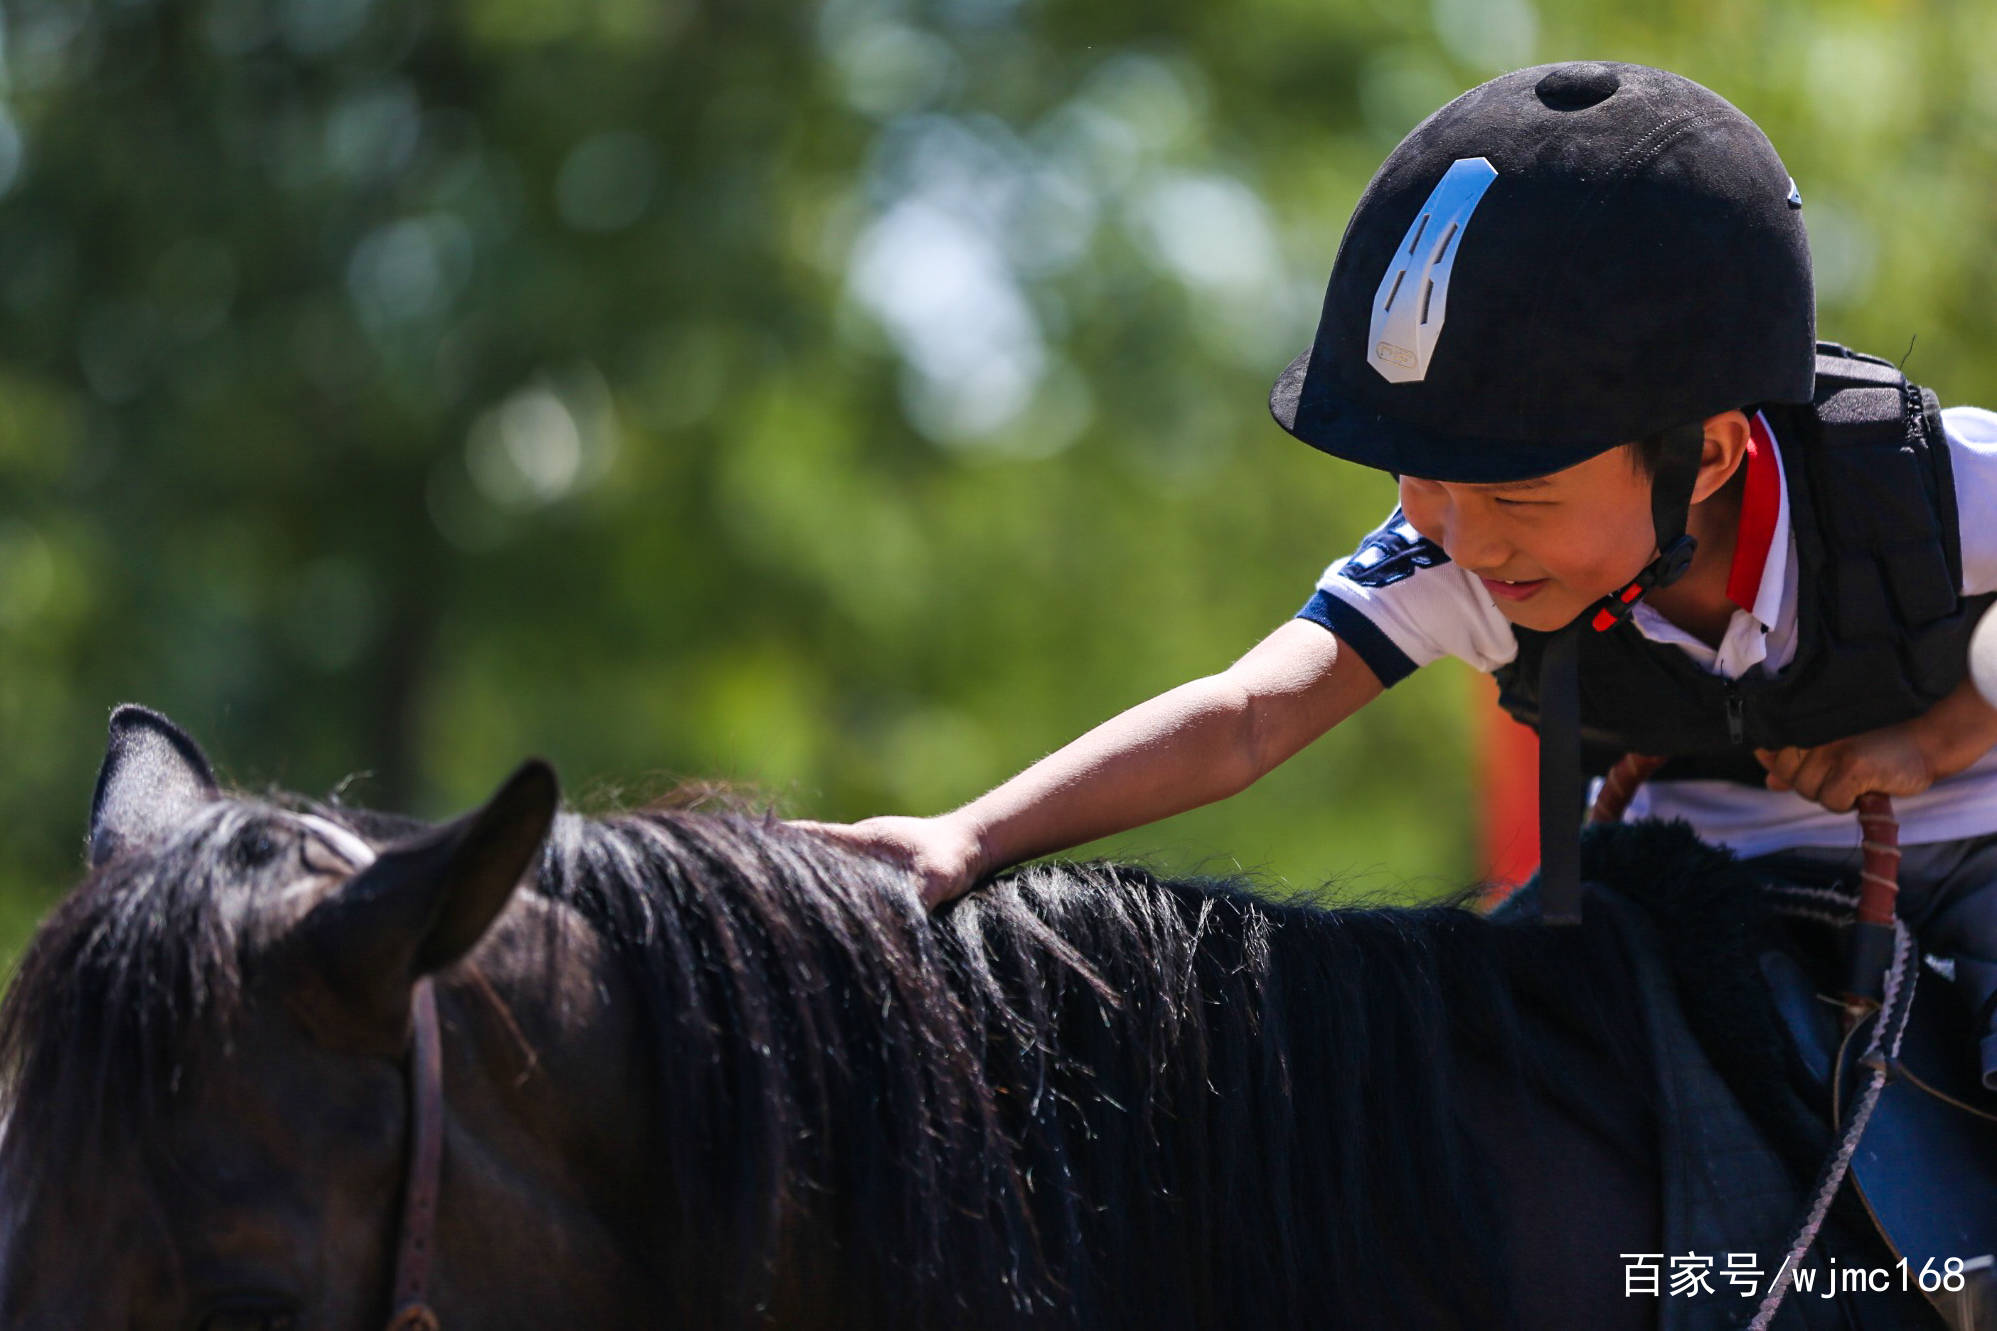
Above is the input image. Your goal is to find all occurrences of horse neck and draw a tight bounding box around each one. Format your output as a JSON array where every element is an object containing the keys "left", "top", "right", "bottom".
[{"left": 431, "top": 893, "right": 667, "bottom": 1321}]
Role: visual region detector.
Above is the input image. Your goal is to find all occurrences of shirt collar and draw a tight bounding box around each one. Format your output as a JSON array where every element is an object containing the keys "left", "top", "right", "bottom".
[
  {"left": 1626, "top": 411, "right": 1792, "bottom": 677},
  {"left": 1726, "top": 410, "right": 1789, "bottom": 630}
]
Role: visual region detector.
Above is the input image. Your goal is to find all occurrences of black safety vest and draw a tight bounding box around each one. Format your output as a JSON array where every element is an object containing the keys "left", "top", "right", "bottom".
[{"left": 1496, "top": 344, "right": 1993, "bottom": 785}]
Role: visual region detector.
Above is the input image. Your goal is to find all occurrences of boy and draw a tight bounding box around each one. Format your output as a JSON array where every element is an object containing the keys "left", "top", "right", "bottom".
[{"left": 808, "top": 63, "right": 1997, "bottom": 1084}]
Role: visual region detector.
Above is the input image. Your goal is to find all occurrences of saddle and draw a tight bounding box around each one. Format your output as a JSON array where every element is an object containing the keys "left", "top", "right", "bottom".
[
  {"left": 1501, "top": 820, "right": 1997, "bottom": 1330},
  {"left": 1762, "top": 937, "right": 1997, "bottom": 1329}
]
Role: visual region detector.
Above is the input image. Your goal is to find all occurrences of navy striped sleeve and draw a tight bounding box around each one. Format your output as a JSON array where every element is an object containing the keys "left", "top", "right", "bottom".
[{"left": 1296, "top": 588, "right": 1418, "bottom": 687}]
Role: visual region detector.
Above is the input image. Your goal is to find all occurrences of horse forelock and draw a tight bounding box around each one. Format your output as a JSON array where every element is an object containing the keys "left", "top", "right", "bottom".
[{"left": 0, "top": 800, "right": 272, "bottom": 1201}]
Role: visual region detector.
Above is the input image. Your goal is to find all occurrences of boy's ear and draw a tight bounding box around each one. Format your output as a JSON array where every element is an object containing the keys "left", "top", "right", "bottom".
[
  {"left": 1690, "top": 410, "right": 1753, "bottom": 505},
  {"left": 88, "top": 705, "right": 219, "bottom": 868}
]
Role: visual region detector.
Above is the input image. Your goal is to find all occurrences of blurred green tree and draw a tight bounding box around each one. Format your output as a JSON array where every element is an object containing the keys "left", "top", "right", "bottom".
[{"left": 1, "top": 0, "right": 1993, "bottom": 961}]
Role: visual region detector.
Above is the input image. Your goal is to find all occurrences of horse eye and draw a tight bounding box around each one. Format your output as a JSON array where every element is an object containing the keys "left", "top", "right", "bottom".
[{"left": 229, "top": 825, "right": 281, "bottom": 870}]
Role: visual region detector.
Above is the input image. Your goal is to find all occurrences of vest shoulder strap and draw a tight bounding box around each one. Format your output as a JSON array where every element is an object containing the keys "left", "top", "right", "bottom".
[{"left": 1780, "top": 342, "right": 1962, "bottom": 640}]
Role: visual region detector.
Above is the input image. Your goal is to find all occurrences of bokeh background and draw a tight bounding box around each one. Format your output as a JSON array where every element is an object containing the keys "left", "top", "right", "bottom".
[{"left": 3, "top": 0, "right": 1994, "bottom": 961}]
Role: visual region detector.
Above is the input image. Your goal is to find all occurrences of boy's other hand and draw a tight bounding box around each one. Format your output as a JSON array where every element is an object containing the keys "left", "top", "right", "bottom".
[
  {"left": 1754, "top": 724, "right": 1936, "bottom": 815},
  {"left": 1755, "top": 675, "right": 1997, "bottom": 815},
  {"left": 789, "top": 814, "right": 985, "bottom": 909}
]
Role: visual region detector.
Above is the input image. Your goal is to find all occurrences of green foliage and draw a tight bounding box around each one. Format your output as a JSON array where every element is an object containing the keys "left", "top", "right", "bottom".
[{"left": 4, "top": 0, "right": 1994, "bottom": 964}]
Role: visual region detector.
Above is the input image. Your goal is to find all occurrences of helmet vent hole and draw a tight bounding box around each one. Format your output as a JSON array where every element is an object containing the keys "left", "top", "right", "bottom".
[
  {"left": 1534, "top": 63, "right": 1621, "bottom": 111},
  {"left": 1420, "top": 278, "right": 1435, "bottom": 324},
  {"left": 1382, "top": 269, "right": 1405, "bottom": 312},
  {"left": 1433, "top": 221, "right": 1459, "bottom": 263},
  {"left": 1407, "top": 213, "right": 1430, "bottom": 255}
]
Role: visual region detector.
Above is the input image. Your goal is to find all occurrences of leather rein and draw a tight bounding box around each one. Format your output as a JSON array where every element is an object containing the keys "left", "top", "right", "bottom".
[
  {"left": 386, "top": 976, "right": 446, "bottom": 1331},
  {"left": 1588, "top": 753, "right": 1903, "bottom": 1015}
]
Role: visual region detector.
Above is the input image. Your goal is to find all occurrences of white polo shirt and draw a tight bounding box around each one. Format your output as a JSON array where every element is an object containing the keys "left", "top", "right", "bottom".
[{"left": 1300, "top": 406, "right": 1997, "bottom": 856}]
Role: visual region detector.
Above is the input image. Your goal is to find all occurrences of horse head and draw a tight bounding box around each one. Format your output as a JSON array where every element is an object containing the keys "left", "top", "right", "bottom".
[{"left": 0, "top": 706, "right": 654, "bottom": 1330}]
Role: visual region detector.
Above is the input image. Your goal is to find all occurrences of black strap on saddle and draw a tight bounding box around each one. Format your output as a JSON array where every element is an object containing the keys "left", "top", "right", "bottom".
[
  {"left": 1538, "top": 421, "right": 1705, "bottom": 925},
  {"left": 1537, "top": 627, "right": 1585, "bottom": 923}
]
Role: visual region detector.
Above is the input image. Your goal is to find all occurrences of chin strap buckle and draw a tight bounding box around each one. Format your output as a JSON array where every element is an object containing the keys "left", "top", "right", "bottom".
[{"left": 1588, "top": 534, "right": 1697, "bottom": 632}]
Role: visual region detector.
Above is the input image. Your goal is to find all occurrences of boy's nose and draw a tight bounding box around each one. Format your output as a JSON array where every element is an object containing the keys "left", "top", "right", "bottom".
[{"left": 1439, "top": 518, "right": 1513, "bottom": 576}]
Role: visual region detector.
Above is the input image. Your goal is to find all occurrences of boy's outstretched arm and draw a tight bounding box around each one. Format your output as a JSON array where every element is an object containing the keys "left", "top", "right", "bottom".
[{"left": 797, "top": 620, "right": 1383, "bottom": 906}]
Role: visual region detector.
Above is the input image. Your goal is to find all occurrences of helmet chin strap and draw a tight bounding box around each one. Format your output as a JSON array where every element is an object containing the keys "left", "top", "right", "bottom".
[
  {"left": 1587, "top": 421, "right": 1708, "bottom": 629},
  {"left": 1537, "top": 421, "right": 1707, "bottom": 924}
]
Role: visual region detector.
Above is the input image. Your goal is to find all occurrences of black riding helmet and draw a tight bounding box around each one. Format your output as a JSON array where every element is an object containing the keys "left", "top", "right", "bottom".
[
  {"left": 1272, "top": 63, "right": 1818, "bottom": 923},
  {"left": 1270, "top": 60, "right": 1815, "bottom": 489}
]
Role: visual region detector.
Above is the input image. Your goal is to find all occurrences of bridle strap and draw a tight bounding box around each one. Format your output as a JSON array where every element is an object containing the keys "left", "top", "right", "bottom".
[{"left": 387, "top": 977, "right": 445, "bottom": 1331}]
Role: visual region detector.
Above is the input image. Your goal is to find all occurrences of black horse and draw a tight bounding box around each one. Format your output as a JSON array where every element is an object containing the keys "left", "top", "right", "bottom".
[{"left": 0, "top": 707, "right": 1935, "bottom": 1328}]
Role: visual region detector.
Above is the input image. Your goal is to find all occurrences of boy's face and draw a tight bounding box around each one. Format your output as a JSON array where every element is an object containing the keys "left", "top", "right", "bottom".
[{"left": 1398, "top": 443, "right": 1661, "bottom": 633}]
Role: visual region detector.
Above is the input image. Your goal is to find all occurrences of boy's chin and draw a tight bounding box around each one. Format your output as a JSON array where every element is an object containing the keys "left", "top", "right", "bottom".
[{"left": 1491, "top": 590, "right": 1589, "bottom": 634}]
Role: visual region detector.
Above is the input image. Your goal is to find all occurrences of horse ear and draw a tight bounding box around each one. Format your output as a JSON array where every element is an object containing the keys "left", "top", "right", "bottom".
[
  {"left": 288, "top": 759, "right": 559, "bottom": 1042},
  {"left": 87, "top": 704, "right": 220, "bottom": 867}
]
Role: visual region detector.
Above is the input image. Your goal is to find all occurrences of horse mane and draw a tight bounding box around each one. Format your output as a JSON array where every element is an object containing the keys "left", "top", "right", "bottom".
[
  {"left": 528, "top": 802, "right": 1659, "bottom": 1330},
  {"left": 0, "top": 786, "right": 1661, "bottom": 1330}
]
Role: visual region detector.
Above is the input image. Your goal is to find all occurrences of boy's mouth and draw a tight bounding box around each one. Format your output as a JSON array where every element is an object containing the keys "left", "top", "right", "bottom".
[{"left": 1479, "top": 576, "right": 1549, "bottom": 603}]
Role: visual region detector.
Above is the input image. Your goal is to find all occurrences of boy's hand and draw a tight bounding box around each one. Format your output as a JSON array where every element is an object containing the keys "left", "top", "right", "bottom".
[
  {"left": 1754, "top": 674, "right": 1997, "bottom": 815},
  {"left": 789, "top": 814, "right": 986, "bottom": 909},
  {"left": 1754, "top": 724, "right": 1935, "bottom": 814}
]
